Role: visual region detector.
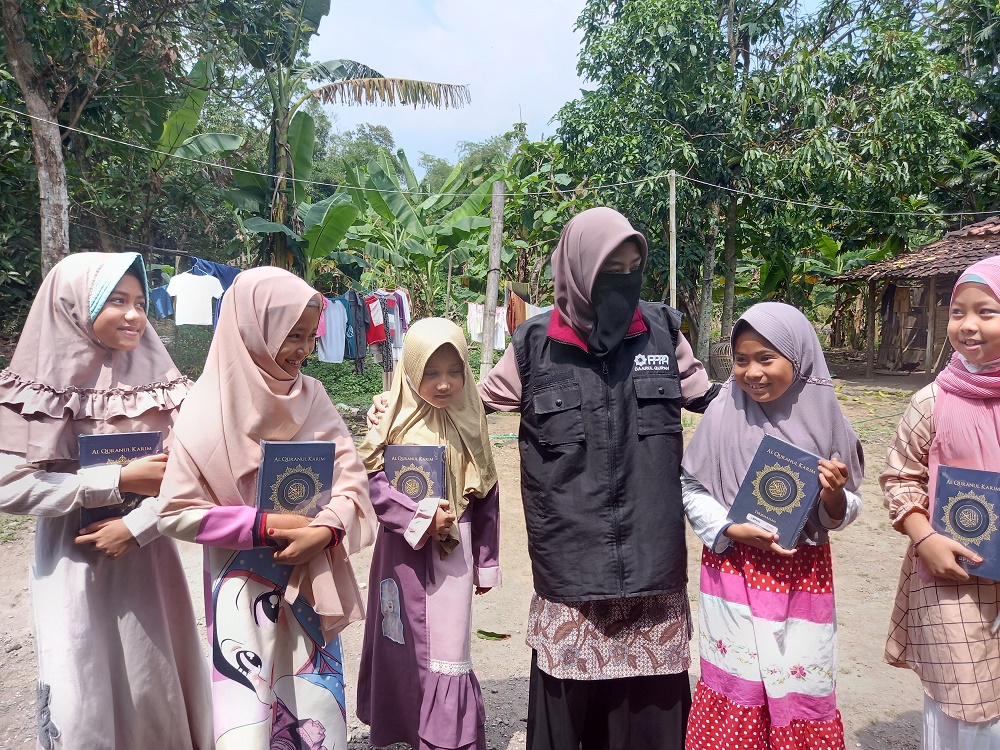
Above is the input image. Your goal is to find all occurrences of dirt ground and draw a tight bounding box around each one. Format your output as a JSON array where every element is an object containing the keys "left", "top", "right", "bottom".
[{"left": 0, "top": 360, "right": 934, "bottom": 749}]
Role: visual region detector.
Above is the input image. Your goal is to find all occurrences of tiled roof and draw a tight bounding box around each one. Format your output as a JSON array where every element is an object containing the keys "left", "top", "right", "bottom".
[{"left": 834, "top": 215, "right": 1000, "bottom": 282}]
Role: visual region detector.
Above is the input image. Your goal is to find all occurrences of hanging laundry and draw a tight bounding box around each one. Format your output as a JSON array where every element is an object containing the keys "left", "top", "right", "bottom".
[
  {"left": 525, "top": 302, "right": 553, "bottom": 319},
  {"left": 345, "top": 290, "right": 370, "bottom": 375},
  {"left": 167, "top": 271, "right": 224, "bottom": 326},
  {"left": 317, "top": 296, "right": 348, "bottom": 363},
  {"left": 505, "top": 282, "right": 531, "bottom": 334},
  {"left": 148, "top": 285, "right": 174, "bottom": 319},
  {"left": 467, "top": 302, "right": 507, "bottom": 349},
  {"left": 189, "top": 257, "right": 241, "bottom": 328},
  {"left": 364, "top": 293, "right": 387, "bottom": 345},
  {"left": 392, "top": 289, "right": 411, "bottom": 333}
]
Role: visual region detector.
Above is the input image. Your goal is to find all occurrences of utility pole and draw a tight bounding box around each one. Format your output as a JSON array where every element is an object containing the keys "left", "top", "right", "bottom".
[
  {"left": 480, "top": 180, "right": 505, "bottom": 379},
  {"left": 668, "top": 170, "right": 677, "bottom": 308}
]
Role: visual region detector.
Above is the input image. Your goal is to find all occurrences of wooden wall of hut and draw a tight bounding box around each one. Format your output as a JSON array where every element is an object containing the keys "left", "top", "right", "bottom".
[{"left": 874, "top": 276, "right": 953, "bottom": 374}]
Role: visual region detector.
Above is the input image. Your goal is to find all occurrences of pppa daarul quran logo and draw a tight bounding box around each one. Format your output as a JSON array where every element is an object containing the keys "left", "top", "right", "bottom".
[
  {"left": 392, "top": 463, "right": 435, "bottom": 501},
  {"left": 633, "top": 353, "right": 671, "bottom": 372},
  {"left": 270, "top": 464, "right": 324, "bottom": 515},
  {"left": 751, "top": 463, "right": 805, "bottom": 515},
  {"left": 942, "top": 490, "right": 999, "bottom": 546}
]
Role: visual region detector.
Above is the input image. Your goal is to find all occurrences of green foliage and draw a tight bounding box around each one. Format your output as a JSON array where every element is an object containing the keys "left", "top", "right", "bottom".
[
  {"left": 307, "top": 360, "right": 383, "bottom": 405},
  {"left": 345, "top": 148, "right": 498, "bottom": 316}
]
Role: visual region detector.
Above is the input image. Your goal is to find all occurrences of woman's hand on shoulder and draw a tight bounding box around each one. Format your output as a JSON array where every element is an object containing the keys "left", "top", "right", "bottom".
[
  {"left": 74, "top": 518, "right": 138, "bottom": 559},
  {"left": 917, "top": 533, "right": 982, "bottom": 582},
  {"left": 118, "top": 453, "right": 168, "bottom": 497},
  {"left": 270, "top": 524, "right": 335, "bottom": 566},
  {"left": 724, "top": 522, "right": 796, "bottom": 557},
  {"left": 366, "top": 392, "right": 390, "bottom": 429}
]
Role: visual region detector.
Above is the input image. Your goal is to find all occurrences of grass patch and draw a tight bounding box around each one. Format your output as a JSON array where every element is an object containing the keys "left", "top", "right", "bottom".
[
  {"left": 0, "top": 514, "right": 32, "bottom": 544},
  {"left": 308, "top": 360, "right": 385, "bottom": 406}
]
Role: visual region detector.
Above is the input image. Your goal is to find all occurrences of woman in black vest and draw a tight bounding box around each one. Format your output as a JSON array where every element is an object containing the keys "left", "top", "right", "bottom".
[{"left": 371, "top": 207, "right": 719, "bottom": 749}]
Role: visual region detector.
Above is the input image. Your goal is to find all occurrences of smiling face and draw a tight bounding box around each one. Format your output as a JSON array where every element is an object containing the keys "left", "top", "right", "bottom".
[
  {"left": 732, "top": 327, "right": 796, "bottom": 403},
  {"left": 949, "top": 282, "right": 1000, "bottom": 366},
  {"left": 417, "top": 344, "right": 465, "bottom": 409},
  {"left": 92, "top": 272, "right": 147, "bottom": 350},
  {"left": 275, "top": 300, "right": 321, "bottom": 376}
]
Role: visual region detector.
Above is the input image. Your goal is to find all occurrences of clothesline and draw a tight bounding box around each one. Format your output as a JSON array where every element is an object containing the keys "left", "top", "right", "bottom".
[{"left": 3, "top": 104, "right": 996, "bottom": 218}]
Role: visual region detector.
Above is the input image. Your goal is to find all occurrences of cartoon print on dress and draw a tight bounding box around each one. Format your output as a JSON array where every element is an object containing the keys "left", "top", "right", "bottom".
[
  {"left": 211, "top": 548, "right": 347, "bottom": 750},
  {"left": 380, "top": 578, "right": 405, "bottom": 645}
]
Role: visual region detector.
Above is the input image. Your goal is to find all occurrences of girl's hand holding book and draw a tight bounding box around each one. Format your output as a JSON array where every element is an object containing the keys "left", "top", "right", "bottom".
[
  {"left": 118, "top": 453, "right": 169, "bottom": 497},
  {"left": 724, "top": 522, "right": 797, "bottom": 557},
  {"left": 269, "top": 524, "right": 335, "bottom": 566},
  {"left": 429, "top": 498, "right": 455, "bottom": 543},
  {"left": 74, "top": 518, "right": 138, "bottom": 559},
  {"left": 818, "top": 458, "right": 849, "bottom": 523},
  {"left": 903, "top": 513, "right": 982, "bottom": 582}
]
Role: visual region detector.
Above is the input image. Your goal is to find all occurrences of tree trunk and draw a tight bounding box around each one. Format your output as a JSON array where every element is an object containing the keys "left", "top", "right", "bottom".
[
  {"left": 696, "top": 202, "right": 720, "bottom": 363},
  {"left": 721, "top": 194, "right": 737, "bottom": 339},
  {"left": 2, "top": 0, "right": 70, "bottom": 274}
]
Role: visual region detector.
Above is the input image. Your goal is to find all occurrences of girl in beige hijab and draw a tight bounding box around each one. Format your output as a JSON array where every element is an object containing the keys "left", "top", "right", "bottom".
[
  {"left": 356, "top": 318, "right": 500, "bottom": 750},
  {"left": 0, "top": 251, "right": 212, "bottom": 750},
  {"left": 157, "top": 266, "right": 375, "bottom": 750}
]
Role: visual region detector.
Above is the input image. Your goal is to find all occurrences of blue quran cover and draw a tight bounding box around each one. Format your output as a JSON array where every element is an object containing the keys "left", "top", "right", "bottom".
[
  {"left": 78, "top": 431, "right": 162, "bottom": 527},
  {"left": 726, "top": 434, "right": 823, "bottom": 549},
  {"left": 385, "top": 445, "right": 446, "bottom": 503},
  {"left": 933, "top": 465, "right": 1000, "bottom": 581},
  {"left": 256, "top": 440, "right": 335, "bottom": 517}
]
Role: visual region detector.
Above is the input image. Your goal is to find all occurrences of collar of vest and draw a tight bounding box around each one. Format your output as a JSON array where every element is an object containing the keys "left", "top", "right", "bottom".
[{"left": 547, "top": 306, "right": 649, "bottom": 351}]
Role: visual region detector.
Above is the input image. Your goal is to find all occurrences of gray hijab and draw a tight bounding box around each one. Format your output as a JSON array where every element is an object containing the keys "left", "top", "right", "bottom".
[{"left": 681, "top": 302, "right": 864, "bottom": 544}]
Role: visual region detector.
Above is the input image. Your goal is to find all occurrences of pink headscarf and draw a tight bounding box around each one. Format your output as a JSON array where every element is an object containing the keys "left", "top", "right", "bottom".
[
  {"left": 0, "top": 252, "right": 189, "bottom": 464},
  {"left": 158, "top": 267, "right": 375, "bottom": 642},
  {"left": 551, "top": 207, "right": 647, "bottom": 339},
  {"left": 929, "top": 256, "right": 1000, "bottom": 499}
]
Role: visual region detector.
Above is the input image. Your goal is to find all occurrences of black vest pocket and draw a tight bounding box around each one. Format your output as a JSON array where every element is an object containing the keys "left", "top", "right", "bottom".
[
  {"left": 634, "top": 376, "right": 682, "bottom": 435},
  {"left": 532, "top": 382, "right": 586, "bottom": 445}
]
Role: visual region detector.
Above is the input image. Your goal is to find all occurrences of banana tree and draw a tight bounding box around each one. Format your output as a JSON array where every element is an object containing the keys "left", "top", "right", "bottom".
[
  {"left": 343, "top": 149, "right": 498, "bottom": 317},
  {"left": 218, "top": 0, "right": 470, "bottom": 275},
  {"left": 242, "top": 192, "right": 361, "bottom": 284}
]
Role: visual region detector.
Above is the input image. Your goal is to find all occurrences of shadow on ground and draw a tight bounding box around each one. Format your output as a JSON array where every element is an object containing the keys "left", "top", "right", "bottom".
[{"left": 853, "top": 709, "right": 921, "bottom": 750}]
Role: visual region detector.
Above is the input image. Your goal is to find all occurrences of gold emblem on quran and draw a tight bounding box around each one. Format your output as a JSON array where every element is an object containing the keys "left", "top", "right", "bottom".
[
  {"left": 107, "top": 456, "right": 133, "bottom": 466},
  {"left": 269, "top": 464, "right": 323, "bottom": 515},
  {"left": 391, "top": 463, "right": 435, "bottom": 501},
  {"left": 751, "top": 463, "right": 805, "bottom": 515},
  {"left": 942, "top": 490, "right": 998, "bottom": 546}
]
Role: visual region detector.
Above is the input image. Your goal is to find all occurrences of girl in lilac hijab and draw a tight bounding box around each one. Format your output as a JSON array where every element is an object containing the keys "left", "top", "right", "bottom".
[{"left": 682, "top": 301, "right": 864, "bottom": 750}]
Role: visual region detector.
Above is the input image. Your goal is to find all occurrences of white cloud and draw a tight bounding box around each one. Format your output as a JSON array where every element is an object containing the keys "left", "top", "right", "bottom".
[{"left": 310, "top": 0, "right": 587, "bottom": 164}]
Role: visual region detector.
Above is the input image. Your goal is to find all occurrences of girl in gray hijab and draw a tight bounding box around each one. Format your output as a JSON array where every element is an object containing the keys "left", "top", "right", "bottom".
[{"left": 681, "top": 301, "right": 864, "bottom": 750}]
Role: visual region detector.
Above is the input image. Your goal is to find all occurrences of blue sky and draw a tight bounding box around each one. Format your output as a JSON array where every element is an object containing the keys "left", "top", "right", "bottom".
[{"left": 310, "top": 0, "right": 589, "bottom": 166}]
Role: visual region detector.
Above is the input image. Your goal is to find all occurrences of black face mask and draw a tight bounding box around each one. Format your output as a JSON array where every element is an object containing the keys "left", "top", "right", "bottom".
[{"left": 587, "top": 270, "right": 643, "bottom": 358}]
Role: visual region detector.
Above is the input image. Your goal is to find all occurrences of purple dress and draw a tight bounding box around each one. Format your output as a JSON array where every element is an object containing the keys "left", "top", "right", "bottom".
[{"left": 357, "top": 474, "right": 501, "bottom": 750}]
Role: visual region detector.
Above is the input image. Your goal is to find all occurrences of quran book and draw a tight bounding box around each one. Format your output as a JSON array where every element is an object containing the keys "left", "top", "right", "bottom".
[
  {"left": 933, "top": 465, "right": 1000, "bottom": 581},
  {"left": 256, "top": 440, "right": 335, "bottom": 518},
  {"left": 384, "top": 445, "right": 446, "bottom": 503},
  {"left": 726, "top": 435, "right": 823, "bottom": 549},
  {"left": 78, "top": 431, "right": 162, "bottom": 527}
]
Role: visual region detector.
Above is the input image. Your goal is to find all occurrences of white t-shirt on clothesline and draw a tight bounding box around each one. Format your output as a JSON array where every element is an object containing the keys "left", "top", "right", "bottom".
[{"left": 167, "top": 272, "right": 224, "bottom": 326}]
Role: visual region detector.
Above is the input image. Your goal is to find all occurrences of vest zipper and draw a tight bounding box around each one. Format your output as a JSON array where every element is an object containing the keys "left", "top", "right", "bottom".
[{"left": 602, "top": 359, "right": 625, "bottom": 597}]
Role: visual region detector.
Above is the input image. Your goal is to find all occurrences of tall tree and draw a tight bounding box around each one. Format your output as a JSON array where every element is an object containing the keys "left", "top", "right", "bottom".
[
  {"left": 218, "top": 0, "right": 470, "bottom": 274},
  {"left": 0, "top": 0, "right": 215, "bottom": 272}
]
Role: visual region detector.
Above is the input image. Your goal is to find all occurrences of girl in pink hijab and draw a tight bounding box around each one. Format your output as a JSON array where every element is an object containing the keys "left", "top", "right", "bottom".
[
  {"left": 0, "top": 252, "right": 212, "bottom": 750},
  {"left": 157, "top": 267, "right": 375, "bottom": 750},
  {"left": 882, "top": 256, "right": 1000, "bottom": 749}
]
